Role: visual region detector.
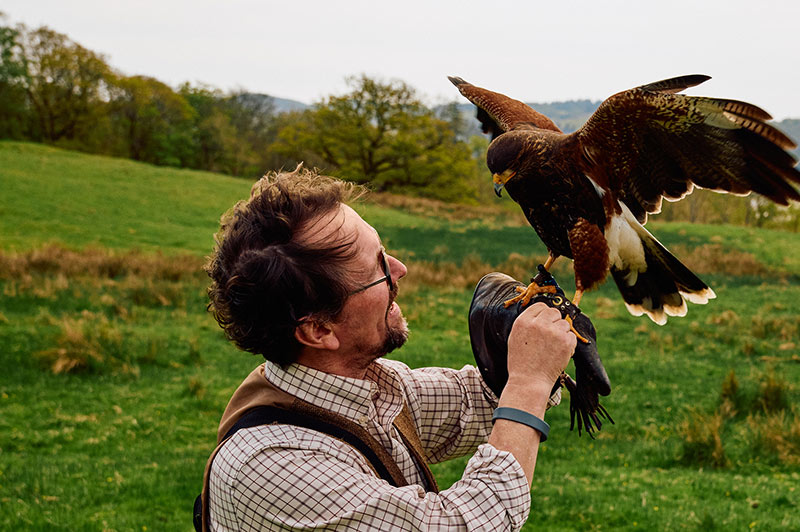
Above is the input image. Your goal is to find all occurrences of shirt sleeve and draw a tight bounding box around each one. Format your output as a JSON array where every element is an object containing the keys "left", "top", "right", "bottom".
[
  {"left": 221, "top": 440, "right": 530, "bottom": 532},
  {"left": 386, "top": 361, "right": 500, "bottom": 464}
]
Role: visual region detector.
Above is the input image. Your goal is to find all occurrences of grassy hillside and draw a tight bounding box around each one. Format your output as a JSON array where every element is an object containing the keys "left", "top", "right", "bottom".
[
  {"left": 0, "top": 142, "right": 251, "bottom": 254},
  {"left": 1, "top": 142, "right": 799, "bottom": 531}
]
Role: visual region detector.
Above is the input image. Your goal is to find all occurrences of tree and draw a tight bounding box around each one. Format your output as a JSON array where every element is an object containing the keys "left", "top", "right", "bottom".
[
  {"left": 179, "top": 85, "right": 278, "bottom": 177},
  {"left": 274, "top": 75, "right": 482, "bottom": 202},
  {"left": 179, "top": 83, "right": 227, "bottom": 170},
  {"left": 0, "top": 17, "right": 29, "bottom": 138},
  {"left": 15, "top": 25, "right": 112, "bottom": 143},
  {"left": 222, "top": 91, "right": 277, "bottom": 176},
  {"left": 435, "top": 101, "right": 471, "bottom": 142},
  {"left": 109, "top": 75, "right": 194, "bottom": 166}
]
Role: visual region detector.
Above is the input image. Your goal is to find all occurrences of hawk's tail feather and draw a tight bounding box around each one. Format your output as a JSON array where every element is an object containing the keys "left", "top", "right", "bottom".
[{"left": 611, "top": 233, "right": 715, "bottom": 325}]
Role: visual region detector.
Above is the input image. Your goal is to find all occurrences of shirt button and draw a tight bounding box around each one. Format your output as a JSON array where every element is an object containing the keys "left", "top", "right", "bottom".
[{"left": 358, "top": 414, "right": 369, "bottom": 426}]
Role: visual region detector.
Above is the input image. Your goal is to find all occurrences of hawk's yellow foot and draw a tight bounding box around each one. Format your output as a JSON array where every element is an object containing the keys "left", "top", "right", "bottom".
[{"left": 502, "top": 282, "right": 557, "bottom": 308}]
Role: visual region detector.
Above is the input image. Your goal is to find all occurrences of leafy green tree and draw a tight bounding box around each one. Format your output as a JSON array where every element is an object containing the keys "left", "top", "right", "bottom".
[
  {"left": 178, "top": 85, "right": 278, "bottom": 177},
  {"left": 0, "top": 17, "right": 29, "bottom": 138},
  {"left": 435, "top": 101, "right": 471, "bottom": 142},
  {"left": 109, "top": 75, "right": 194, "bottom": 166},
  {"left": 179, "top": 83, "right": 227, "bottom": 170},
  {"left": 15, "top": 25, "right": 112, "bottom": 143},
  {"left": 222, "top": 91, "right": 277, "bottom": 177},
  {"left": 274, "top": 75, "right": 482, "bottom": 202}
]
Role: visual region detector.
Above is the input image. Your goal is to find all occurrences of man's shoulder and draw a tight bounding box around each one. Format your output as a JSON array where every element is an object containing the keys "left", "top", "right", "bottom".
[
  {"left": 374, "top": 357, "right": 412, "bottom": 374},
  {"left": 376, "top": 358, "right": 481, "bottom": 385}
]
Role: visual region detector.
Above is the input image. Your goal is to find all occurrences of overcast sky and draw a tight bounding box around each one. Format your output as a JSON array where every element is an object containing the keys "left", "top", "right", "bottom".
[{"left": 3, "top": 1, "right": 799, "bottom": 119}]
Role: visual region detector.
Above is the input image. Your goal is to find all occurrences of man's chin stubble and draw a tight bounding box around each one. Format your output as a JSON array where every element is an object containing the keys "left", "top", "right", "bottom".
[{"left": 382, "top": 315, "right": 409, "bottom": 355}]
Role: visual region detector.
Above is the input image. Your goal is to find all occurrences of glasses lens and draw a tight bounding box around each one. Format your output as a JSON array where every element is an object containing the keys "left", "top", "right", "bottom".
[{"left": 347, "top": 249, "right": 392, "bottom": 296}]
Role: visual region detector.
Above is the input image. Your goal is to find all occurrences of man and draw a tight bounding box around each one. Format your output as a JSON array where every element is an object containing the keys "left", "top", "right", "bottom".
[{"left": 203, "top": 165, "right": 576, "bottom": 531}]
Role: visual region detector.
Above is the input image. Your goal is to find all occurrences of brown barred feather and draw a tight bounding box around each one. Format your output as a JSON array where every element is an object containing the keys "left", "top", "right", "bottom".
[
  {"left": 722, "top": 111, "right": 796, "bottom": 149},
  {"left": 720, "top": 99, "right": 773, "bottom": 122}
]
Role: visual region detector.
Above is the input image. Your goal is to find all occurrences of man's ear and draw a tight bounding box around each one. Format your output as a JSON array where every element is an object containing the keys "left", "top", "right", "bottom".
[{"left": 294, "top": 318, "right": 340, "bottom": 351}]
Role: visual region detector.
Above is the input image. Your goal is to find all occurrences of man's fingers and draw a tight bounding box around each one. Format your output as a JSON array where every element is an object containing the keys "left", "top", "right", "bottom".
[
  {"left": 524, "top": 302, "right": 561, "bottom": 321},
  {"left": 524, "top": 301, "right": 550, "bottom": 316}
]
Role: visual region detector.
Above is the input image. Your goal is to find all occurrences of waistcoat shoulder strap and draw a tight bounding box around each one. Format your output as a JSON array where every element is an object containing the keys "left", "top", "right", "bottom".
[{"left": 393, "top": 402, "right": 440, "bottom": 493}]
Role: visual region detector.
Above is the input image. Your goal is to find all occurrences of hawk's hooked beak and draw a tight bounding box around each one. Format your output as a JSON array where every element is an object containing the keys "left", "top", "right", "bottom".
[{"left": 493, "top": 170, "right": 516, "bottom": 197}]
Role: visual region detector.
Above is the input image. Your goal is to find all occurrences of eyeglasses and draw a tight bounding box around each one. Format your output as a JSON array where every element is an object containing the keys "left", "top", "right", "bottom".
[{"left": 348, "top": 248, "right": 392, "bottom": 296}]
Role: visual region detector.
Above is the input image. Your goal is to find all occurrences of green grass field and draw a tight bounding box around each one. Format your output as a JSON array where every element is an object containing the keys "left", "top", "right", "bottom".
[{"left": 1, "top": 141, "right": 798, "bottom": 531}]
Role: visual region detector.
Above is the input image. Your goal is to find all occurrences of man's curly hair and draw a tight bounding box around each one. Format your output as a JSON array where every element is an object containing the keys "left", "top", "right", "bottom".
[{"left": 205, "top": 164, "right": 365, "bottom": 365}]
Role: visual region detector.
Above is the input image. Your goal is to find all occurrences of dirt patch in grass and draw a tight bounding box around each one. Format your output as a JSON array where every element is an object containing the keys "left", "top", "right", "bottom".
[
  {"left": 0, "top": 245, "right": 205, "bottom": 281},
  {"left": 672, "top": 244, "right": 774, "bottom": 276}
]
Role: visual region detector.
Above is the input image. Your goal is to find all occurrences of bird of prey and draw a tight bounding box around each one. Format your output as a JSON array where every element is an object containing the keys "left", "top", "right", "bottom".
[{"left": 450, "top": 75, "right": 800, "bottom": 324}]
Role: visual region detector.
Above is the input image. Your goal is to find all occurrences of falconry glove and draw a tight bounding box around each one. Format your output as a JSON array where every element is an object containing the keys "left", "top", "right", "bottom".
[{"left": 469, "top": 266, "right": 613, "bottom": 436}]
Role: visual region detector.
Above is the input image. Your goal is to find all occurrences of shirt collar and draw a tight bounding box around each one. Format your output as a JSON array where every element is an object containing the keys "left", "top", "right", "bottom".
[{"left": 263, "top": 360, "right": 403, "bottom": 422}]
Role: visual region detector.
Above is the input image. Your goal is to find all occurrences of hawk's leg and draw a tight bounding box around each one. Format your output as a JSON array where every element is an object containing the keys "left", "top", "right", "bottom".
[
  {"left": 502, "top": 253, "right": 559, "bottom": 308},
  {"left": 572, "top": 289, "right": 584, "bottom": 307},
  {"left": 542, "top": 254, "right": 557, "bottom": 271}
]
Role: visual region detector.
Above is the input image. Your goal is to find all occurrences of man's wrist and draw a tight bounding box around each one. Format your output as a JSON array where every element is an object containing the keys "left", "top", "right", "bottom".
[
  {"left": 498, "top": 380, "right": 552, "bottom": 417},
  {"left": 503, "top": 378, "right": 554, "bottom": 398},
  {"left": 492, "top": 407, "right": 550, "bottom": 441}
]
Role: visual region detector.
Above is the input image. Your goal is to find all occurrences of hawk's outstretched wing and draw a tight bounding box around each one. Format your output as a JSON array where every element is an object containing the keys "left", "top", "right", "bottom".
[
  {"left": 448, "top": 76, "right": 561, "bottom": 140},
  {"left": 571, "top": 75, "right": 800, "bottom": 223}
]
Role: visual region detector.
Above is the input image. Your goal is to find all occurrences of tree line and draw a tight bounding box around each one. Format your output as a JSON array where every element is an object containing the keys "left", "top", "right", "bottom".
[{"left": 0, "top": 18, "right": 487, "bottom": 203}]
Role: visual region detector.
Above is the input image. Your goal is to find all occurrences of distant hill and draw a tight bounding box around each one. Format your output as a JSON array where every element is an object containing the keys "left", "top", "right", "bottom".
[
  {"left": 236, "top": 92, "right": 310, "bottom": 114},
  {"left": 271, "top": 96, "right": 310, "bottom": 113},
  {"left": 777, "top": 119, "right": 800, "bottom": 159}
]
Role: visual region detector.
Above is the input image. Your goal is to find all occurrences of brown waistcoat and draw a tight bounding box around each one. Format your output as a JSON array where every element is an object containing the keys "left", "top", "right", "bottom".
[{"left": 200, "top": 364, "right": 438, "bottom": 531}]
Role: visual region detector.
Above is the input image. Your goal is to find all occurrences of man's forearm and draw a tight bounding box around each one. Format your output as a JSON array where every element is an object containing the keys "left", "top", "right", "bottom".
[{"left": 487, "top": 381, "right": 552, "bottom": 487}]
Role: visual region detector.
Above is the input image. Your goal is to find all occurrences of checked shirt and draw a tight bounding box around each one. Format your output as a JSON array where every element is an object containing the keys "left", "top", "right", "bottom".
[{"left": 207, "top": 359, "right": 533, "bottom": 531}]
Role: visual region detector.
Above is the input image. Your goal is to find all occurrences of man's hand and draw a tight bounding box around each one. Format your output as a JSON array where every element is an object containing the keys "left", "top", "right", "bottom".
[{"left": 506, "top": 303, "right": 576, "bottom": 392}]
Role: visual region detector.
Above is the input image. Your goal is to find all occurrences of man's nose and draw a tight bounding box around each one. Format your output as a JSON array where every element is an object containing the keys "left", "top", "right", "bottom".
[{"left": 388, "top": 254, "right": 407, "bottom": 281}]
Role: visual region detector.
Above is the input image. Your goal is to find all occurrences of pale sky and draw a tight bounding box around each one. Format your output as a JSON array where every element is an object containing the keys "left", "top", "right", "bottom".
[{"left": 3, "top": 0, "right": 800, "bottom": 119}]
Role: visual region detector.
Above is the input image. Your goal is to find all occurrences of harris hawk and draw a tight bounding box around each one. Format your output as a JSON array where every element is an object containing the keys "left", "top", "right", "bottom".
[{"left": 450, "top": 75, "right": 800, "bottom": 324}]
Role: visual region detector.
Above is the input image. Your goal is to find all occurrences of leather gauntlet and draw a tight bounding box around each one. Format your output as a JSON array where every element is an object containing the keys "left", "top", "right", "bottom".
[{"left": 469, "top": 266, "right": 613, "bottom": 436}]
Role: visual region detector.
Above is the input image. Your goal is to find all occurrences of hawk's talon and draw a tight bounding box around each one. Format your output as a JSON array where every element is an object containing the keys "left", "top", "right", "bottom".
[{"left": 566, "top": 315, "right": 590, "bottom": 344}]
